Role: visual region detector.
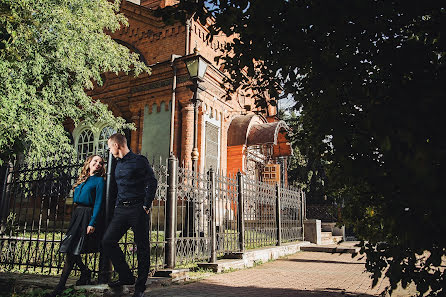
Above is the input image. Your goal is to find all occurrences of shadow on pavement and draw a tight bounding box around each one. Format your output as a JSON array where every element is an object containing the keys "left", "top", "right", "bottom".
[
  {"left": 281, "top": 258, "right": 366, "bottom": 266},
  {"left": 146, "top": 283, "right": 378, "bottom": 297}
]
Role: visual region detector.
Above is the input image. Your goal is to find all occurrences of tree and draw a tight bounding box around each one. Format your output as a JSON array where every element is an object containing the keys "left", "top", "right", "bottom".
[
  {"left": 281, "top": 110, "right": 327, "bottom": 204},
  {"left": 0, "top": 0, "right": 149, "bottom": 164},
  {"left": 161, "top": 1, "right": 446, "bottom": 295}
]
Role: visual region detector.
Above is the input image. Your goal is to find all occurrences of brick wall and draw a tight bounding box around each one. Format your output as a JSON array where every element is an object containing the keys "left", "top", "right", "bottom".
[
  {"left": 140, "top": 0, "right": 179, "bottom": 9},
  {"left": 73, "top": 2, "right": 287, "bottom": 176},
  {"left": 227, "top": 145, "right": 245, "bottom": 175}
]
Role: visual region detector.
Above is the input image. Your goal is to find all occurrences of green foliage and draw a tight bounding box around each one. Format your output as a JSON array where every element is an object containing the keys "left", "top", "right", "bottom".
[
  {"left": 0, "top": 0, "right": 150, "bottom": 164},
  {"left": 3, "top": 212, "right": 18, "bottom": 234},
  {"left": 161, "top": 1, "right": 445, "bottom": 296},
  {"left": 282, "top": 111, "right": 328, "bottom": 204},
  {"left": 7, "top": 288, "right": 92, "bottom": 297},
  {"left": 187, "top": 266, "right": 214, "bottom": 280}
]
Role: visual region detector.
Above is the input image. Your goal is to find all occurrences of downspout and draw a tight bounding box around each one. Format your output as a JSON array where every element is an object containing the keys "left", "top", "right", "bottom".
[{"left": 185, "top": 18, "right": 192, "bottom": 55}]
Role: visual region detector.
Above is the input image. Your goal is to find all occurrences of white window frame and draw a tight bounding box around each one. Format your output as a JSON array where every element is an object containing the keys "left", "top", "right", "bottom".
[
  {"left": 76, "top": 128, "right": 95, "bottom": 161},
  {"left": 72, "top": 123, "right": 116, "bottom": 159}
]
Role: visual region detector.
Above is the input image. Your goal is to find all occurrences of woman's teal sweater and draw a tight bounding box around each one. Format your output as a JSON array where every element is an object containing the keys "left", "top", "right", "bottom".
[{"left": 73, "top": 175, "right": 105, "bottom": 227}]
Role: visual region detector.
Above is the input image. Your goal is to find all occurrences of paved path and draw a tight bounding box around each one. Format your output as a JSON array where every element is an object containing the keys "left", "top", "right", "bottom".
[{"left": 146, "top": 251, "right": 415, "bottom": 297}]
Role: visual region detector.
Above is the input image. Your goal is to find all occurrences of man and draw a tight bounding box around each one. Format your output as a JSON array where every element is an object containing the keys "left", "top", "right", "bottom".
[{"left": 103, "top": 133, "right": 158, "bottom": 297}]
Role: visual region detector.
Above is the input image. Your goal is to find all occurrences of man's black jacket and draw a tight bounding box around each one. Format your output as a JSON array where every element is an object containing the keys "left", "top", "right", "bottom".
[{"left": 114, "top": 151, "right": 158, "bottom": 208}]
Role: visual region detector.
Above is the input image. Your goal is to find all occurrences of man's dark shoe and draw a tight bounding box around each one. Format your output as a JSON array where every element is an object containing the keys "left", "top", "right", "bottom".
[
  {"left": 108, "top": 277, "right": 135, "bottom": 288},
  {"left": 132, "top": 290, "right": 145, "bottom": 297},
  {"left": 76, "top": 269, "right": 92, "bottom": 286}
]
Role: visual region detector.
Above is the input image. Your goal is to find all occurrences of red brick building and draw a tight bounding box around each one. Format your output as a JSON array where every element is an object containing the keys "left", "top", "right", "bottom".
[{"left": 69, "top": 0, "right": 292, "bottom": 183}]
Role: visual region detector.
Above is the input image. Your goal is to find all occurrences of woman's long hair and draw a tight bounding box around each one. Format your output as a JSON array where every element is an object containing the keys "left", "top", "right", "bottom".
[{"left": 72, "top": 155, "right": 105, "bottom": 189}]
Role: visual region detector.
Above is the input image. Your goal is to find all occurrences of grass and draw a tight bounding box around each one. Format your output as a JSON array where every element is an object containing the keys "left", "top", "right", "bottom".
[
  {"left": 186, "top": 267, "right": 215, "bottom": 280},
  {"left": 1, "top": 288, "right": 93, "bottom": 297},
  {"left": 0, "top": 229, "right": 165, "bottom": 275}
]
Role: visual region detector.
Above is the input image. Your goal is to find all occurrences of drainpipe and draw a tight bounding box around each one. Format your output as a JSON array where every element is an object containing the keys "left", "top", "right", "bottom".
[{"left": 185, "top": 18, "right": 192, "bottom": 55}]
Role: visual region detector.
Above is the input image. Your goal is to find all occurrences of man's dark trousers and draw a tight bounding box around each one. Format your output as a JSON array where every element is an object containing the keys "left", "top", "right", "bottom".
[{"left": 102, "top": 202, "right": 150, "bottom": 292}]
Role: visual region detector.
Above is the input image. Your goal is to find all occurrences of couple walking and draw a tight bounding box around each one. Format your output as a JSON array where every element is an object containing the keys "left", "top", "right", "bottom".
[{"left": 47, "top": 133, "right": 158, "bottom": 297}]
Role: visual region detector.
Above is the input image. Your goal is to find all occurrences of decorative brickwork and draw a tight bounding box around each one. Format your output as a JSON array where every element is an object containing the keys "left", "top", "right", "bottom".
[
  {"left": 180, "top": 103, "right": 194, "bottom": 167},
  {"left": 69, "top": 1, "right": 292, "bottom": 179}
]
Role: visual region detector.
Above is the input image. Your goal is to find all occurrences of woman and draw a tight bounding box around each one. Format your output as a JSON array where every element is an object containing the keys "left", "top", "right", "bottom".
[{"left": 46, "top": 155, "right": 105, "bottom": 297}]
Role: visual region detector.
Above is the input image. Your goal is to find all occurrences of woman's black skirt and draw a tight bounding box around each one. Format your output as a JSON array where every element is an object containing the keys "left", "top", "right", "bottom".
[{"left": 59, "top": 205, "right": 103, "bottom": 255}]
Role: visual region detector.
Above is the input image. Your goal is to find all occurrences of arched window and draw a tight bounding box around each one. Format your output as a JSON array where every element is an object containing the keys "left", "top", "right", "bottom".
[
  {"left": 77, "top": 129, "right": 94, "bottom": 160},
  {"left": 97, "top": 126, "right": 115, "bottom": 157},
  {"left": 74, "top": 125, "right": 116, "bottom": 160}
]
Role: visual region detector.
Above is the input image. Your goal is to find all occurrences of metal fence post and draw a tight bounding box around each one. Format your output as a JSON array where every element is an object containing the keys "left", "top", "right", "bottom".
[
  {"left": 0, "top": 164, "right": 10, "bottom": 230},
  {"left": 237, "top": 171, "right": 245, "bottom": 252},
  {"left": 209, "top": 167, "right": 217, "bottom": 263},
  {"left": 165, "top": 155, "right": 177, "bottom": 268},
  {"left": 301, "top": 190, "right": 306, "bottom": 240},
  {"left": 98, "top": 151, "right": 115, "bottom": 283},
  {"left": 276, "top": 183, "right": 282, "bottom": 246}
]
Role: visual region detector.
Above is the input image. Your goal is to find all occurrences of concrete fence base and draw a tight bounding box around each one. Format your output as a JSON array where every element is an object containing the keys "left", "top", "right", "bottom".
[{"left": 304, "top": 219, "right": 322, "bottom": 244}]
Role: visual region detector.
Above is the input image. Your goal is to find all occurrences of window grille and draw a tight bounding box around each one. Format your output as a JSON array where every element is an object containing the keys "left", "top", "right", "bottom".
[
  {"left": 97, "top": 126, "right": 115, "bottom": 158},
  {"left": 77, "top": 129, "right": 94, "bottom": 160}
]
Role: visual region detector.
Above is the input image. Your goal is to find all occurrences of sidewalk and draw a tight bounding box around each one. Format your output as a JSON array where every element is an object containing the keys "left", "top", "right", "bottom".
[
  {"left": 0, "top": 249, "right": 418, "bottom": 296},
  {"left": 145, "top": 251, "right": 415, "bottom": 297}
]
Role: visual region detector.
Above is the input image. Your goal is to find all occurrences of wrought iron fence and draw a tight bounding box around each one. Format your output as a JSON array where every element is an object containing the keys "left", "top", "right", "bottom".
[
  {"left": 148, "top": 158, "right": 168, "bottom": 270},
  {"left": 306, "top": 204, "right": 339, "bottom": 222},
  {"left": 0, "top": 156, "right": 168, "bottom": 277},
  {"left": 280, "top": 185, "right": 304, "bottom": 243},
  {"left": 175, "top": 166, "right": 211, "bottom": 265},
  {"left": 243, "top": 177, "right": 277, "bottom": 249},
  {"left": 0, "top": 155, "right": 305, "bottom": 277},
  {"left": 214, "top": 172, "right": 239, "bottom": 255},
  {"left": 0, "top": 158, "right": 83, "bottom": 275}
]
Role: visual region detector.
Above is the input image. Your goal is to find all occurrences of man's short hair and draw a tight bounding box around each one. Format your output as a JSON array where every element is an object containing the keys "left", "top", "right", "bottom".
[{"left": 109, "top": 133, "right": 127, "bottom": 146}]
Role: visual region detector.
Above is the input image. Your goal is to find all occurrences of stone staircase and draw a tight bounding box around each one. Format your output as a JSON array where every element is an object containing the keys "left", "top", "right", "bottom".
[
  {"left": 321, "top": 231, "right": 343, "bottom": 245},
  {"left": 304, "top": 219, "right": 346, "bottom": 246},
  {"left": 303, "top": 220, "right": 360, "bottom": 253},
  {"left": 321, "top": 222, "right": 343, "bottom": 245}
]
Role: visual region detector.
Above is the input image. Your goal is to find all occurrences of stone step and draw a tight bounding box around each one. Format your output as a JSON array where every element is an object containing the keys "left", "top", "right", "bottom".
[
  {"left": 321, "top": 231, "right": 333, "bottom": 238},
  {"left": 321, "top": 222, "right": 336, "bottom": 232},
  {"left": 153, "top": 268, "right": 189, "bottom": 282},
  {"left": 301, "top": 244, "right": 360, "bottom": 254},
  {"left": 321, "top": 237, "right": 334, "bottom": 245},
  {"left": 321, "top": 235, "right": 343, "bottom": 245},
  {"left": 332, "top": 235, "right": 343, "bottom": 244}
]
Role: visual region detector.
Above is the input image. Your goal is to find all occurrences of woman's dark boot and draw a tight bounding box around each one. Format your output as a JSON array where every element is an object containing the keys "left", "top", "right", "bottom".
[
  {"left": 45, "top": 254, "right": 75, "bottom": 296},
  {"left": 76, "top": 269, "right": 92, "bottom": 286}
]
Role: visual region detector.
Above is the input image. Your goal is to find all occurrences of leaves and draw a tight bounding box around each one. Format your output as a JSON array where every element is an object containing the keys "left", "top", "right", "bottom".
[
  {"left": 0, "top": 0, "right": 150, "bottom": 164},
  {"left": 160, "top": 1, "right": 446, "bottom": 295}
]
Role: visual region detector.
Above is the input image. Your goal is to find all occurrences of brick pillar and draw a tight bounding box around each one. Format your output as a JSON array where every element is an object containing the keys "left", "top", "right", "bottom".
[
  {"left": 130, "top": 111, "right": 141, "bottom": 153},
  {"left": 173, "top": 99, "right": 181, "bottom": 158},
  {"left": 197, "top": 106, "right": 204, "bottom": 172},
  {"left": 181, "top": 103, "right": 194, "bottom": 168},
  {"left": 138, "top": 108, "right": 145, "bottom": 154}
]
